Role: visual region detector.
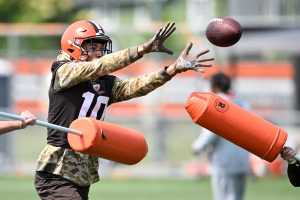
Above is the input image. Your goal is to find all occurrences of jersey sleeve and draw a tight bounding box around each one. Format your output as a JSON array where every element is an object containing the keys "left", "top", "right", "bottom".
[
  {"left": 53, "top": 47, "right": 142, "bottom": 92},
  {"left": 110, "top": 68, "right": 172, "bottom": 103}
]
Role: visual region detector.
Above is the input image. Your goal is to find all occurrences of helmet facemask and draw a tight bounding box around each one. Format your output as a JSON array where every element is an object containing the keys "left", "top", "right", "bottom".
[{"left": 79, "top": 38, "right": 112, "bottom": 61}]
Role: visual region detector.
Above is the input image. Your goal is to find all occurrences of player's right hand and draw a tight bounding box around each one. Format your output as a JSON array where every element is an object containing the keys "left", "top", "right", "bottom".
[{"left": 139, "top": 22, "right": 176, "bottom": 55}]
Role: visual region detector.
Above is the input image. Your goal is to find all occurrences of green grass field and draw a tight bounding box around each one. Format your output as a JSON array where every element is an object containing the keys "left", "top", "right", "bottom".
[
  {"left": 0, "top": 176, "right": 299, "bottom": 200},
  {"left": 2, "top": 127, "right": 300, "bottom": 200}
]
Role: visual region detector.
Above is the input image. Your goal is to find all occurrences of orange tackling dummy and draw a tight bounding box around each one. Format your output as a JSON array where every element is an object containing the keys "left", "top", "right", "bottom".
[
  {"left": 185, "top": 92, "right": 287, "bottom": 162},
  {"left": 68, "top": 118, "right": 148, "bottom": 165},
  {"left": 0, "top": 112, "right": 148, "bottom": 165}
]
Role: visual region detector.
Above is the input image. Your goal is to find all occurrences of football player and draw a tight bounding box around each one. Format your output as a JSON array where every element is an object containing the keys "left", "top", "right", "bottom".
[{"left": 34, "top": 20, "right": 214, "bottom": 200}]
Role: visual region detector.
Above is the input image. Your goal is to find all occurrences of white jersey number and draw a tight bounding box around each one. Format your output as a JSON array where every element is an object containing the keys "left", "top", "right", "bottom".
[{"left": 78, "top": 91, "right": 109, "bottom": 119}]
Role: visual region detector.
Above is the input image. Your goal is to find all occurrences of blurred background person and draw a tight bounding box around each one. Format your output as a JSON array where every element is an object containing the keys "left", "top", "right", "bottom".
[{"left": 192, "top": 72, "right": 250, "bottom": 200}]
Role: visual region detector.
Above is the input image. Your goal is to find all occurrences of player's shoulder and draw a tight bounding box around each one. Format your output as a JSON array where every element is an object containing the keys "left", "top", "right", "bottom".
[
  {"left": 51, "top": 52, "right": 72, "bottom": 72},
  {"left": 51, "top": 60, "right": 70, "bottom": 72}
]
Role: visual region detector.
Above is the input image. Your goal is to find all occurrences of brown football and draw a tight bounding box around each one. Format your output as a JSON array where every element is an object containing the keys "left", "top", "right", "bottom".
[{"left": 206, "top": 17, "right": 242, "bottom": 47}]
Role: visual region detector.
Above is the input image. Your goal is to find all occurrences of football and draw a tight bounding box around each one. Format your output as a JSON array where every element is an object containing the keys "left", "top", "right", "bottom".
[{"left": 205, "top": 17, "right": 242, "bottom": 47}]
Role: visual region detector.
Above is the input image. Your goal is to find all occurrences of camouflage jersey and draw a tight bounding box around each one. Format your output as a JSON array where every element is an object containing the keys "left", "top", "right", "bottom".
[{"left": 36, "top": 46, "right": 173, "bottom": 186}]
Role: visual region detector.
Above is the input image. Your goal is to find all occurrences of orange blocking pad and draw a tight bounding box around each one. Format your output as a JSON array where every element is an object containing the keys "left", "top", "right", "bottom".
[
  {"left": 185, "top": 92, "right": 287, "bottom": 162},
  {"left": 67, "top": 118, "right": 148, "bottom": 165}
]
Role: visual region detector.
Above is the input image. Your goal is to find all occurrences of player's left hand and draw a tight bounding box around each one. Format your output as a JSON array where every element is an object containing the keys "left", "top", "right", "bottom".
[
  {"left": 165, "top": 42, "right": 214, "bottom": 76},
  {"left": 140, "top": 22, "right": 176, "bottom": 55}
]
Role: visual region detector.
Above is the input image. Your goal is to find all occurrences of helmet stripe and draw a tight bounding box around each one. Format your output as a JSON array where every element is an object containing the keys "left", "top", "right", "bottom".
[{"left": 88, "top": 20, "right": 105, "bottom": 34}]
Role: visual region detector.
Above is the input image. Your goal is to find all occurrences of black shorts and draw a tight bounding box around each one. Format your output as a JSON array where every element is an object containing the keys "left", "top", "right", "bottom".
[{"left": 34, "top": 171, "right": 90, "bottom": 200}]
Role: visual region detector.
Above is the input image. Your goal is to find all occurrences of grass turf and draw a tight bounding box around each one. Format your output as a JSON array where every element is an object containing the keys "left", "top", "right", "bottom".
[{"left": 0, "top": 176, "right": 299, "bottom": 200}]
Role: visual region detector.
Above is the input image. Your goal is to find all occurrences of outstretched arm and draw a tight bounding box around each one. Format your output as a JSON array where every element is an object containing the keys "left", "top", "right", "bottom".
[
  {"left": 0, "top": 111, "right": 36, "bottom": 135},
  {"left": 192, "top": 128, "right": 219, "bottom": 155},
  {"left": 111, "top": 69, "right": 172, "bottom": 103},
  {"left": 54, "top": 22, "right": 176, "bottom": 92},
  {"left": 111, "top": 42, "right": 214, "bottom": 103}
]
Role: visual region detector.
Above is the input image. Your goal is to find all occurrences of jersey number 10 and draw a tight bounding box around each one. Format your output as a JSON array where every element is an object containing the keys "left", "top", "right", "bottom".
[{"left": 78, "top": 91, "right": 109, "bottom": 120}]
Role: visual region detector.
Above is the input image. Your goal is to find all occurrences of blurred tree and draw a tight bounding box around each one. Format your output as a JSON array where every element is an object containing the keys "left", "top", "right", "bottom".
[
  {"left": 0, "top": 0, "right": 90, "bottom": 22},
  {"left": 161, "top": 0, "right": 186, "bottom": 22},
  {"left": 214, "top": 0, "right": 228, "bottom": 16}
]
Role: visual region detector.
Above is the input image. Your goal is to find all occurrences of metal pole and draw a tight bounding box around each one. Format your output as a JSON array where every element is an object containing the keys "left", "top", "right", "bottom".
[{"left": 0, "top": 111, "right": 82, "bottom": 136}]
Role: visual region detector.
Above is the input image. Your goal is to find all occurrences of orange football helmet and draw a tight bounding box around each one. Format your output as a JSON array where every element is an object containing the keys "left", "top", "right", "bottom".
[{"left": 61, "top": 20, "right": 112, "bottom": 60}]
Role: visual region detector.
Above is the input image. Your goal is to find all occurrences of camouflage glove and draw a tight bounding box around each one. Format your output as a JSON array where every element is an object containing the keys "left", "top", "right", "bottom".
[
  {"left": 139, "top": 22, "right": 176, "bottom": 55},
  {"left": 165, "top": 42, "right": 214, "bottom": 76}
]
